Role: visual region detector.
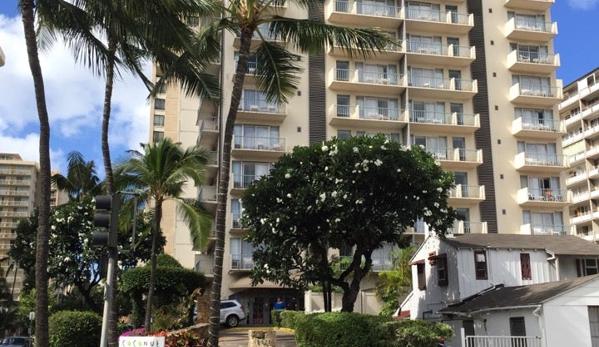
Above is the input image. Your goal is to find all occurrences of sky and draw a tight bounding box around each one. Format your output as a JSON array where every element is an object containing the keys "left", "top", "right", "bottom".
[{"left": 0, "top": 0, "right": 598, "bottom": 176}]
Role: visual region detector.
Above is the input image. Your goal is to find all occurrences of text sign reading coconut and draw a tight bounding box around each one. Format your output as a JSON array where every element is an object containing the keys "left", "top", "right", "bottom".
[{"left": 119, "top": 336, "right": 165, "bottom": 347}]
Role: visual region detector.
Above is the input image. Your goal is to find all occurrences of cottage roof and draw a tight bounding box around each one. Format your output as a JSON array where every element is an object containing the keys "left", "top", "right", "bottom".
[
  {"left": 443, "top": 234, "right": 599, "bottom": 255},
  {"left": 439, "top": 275, "right": 599, "bottom": 315}
]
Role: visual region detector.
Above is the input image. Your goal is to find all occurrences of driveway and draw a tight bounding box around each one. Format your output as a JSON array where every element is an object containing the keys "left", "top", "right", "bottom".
[{"left": 219, "top": 328, "right": 297, "bottom": 347}]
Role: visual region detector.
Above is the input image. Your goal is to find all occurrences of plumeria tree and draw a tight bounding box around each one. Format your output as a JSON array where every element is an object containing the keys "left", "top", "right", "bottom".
[
  {"left": 242, "top": 135, "right": 457, "bottom": 312},
  {"left": 9, "top": 198, "right": 160, "bottom": 312}
]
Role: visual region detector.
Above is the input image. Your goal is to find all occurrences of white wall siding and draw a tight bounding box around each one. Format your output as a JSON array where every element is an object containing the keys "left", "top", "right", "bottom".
[{"left": 457, "top": 249, "right": 557, "bottom": 299}]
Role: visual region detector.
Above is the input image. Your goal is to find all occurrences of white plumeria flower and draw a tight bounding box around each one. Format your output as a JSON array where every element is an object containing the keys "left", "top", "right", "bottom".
[
  {"left": 322, "top": 145, "right": 329, "bottom": 152},
  {"left": 353, "top": 147, "right": 359, "bottom": 153},
  {"left": 287, "top": 193, "right": 292, "bottom": 198},
  {"left": 374, "top": 159, "right": 383, "bottom": 166},
  {"left": 397, "top": 168, "right": 401, "bottom": 172},
  {"left": 260, "top": 218, "right": 266, "bottom": 225},
  {"left": 320, "top": 193, "right": 326, "bottom": 202},
  {"left": 285, "top": 173, "right": 291, "bottom": 179},
  {"left": 335, "top": 218, "right": 341, "bottom": 223},
  {"left": 331, "top": 191, "right": 338, "bottom": 198}
]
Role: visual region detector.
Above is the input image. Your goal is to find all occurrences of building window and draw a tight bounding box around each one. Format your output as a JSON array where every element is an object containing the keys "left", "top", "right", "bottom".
[
  {"left": 520, "top": 253, "right": 531, "bottom": 280},
  {"left": 416, "top": 262, "right": 426, "bottom": 290},
  {"left": 152, "top": 131, "right": 164, "bottom": 143},
  {"left": 509, "top": 317, "right": 527, "bottom": 337},
  {"left": 153, "top": 115, "right": 165, "bottom": 127},
  {"left": 474, "top": 250, "right": 487, "bottom": 280},
  {"left": 337, "top": 130, "right": 351, "bottom": 139},
  {"left": 437, "top": 254, "right": 448, "bottom": 286},
  {"left": 577, "top": 258, "right": 599, "bottom": 276},
  {"left": 186, "top": 16, "right": 200, "bottom": 27},
  {"left": 154, "top": 98, "right": 165, "bottom": 110}
]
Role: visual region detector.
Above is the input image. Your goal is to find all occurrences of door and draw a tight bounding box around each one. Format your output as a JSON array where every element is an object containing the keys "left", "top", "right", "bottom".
[
  {"left": 446, "top": 5, "right": 458, "bottom": 23},
  {"left": 509, "top": 317, "right": 527, "bottom": 347},
  {"left": 449, "top": 69, "right": 462, "bottom": 90},
  {"left": 589, "top": 306, "right": 599, "bottom": 347},
  {"left": 453, "top": 137, "right": 466, "bottom": 161},
  {"left": 447, "top": 37, "right": 459, "bottom": 56},
  {"left": 454, "top": 172, "right": 468, "bottom": 197},
  {"left": 463, "top": 320, "right": 475, "bottom": 347}
]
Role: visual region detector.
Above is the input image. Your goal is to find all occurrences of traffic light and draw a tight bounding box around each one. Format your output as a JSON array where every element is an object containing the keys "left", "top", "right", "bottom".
[{"left": 92, "top": 194, "right": 121, "bottom": 248}]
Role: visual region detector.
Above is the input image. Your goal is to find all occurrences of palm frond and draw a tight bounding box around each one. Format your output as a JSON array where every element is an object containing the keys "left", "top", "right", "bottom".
[
  {"left": 178, "top": 199, "right": 213, "bottom": 250},
  {"left": 254, "top": 41, "right": 303, "bottom": 104}
]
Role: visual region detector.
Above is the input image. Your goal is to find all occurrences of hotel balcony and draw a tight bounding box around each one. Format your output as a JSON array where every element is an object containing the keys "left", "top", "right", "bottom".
[
  {"left": 338, "top": 255, "right": 393, "bottom": 271},
  {"left": 511, "top": 117, "right": 564, "bottom": 140},
  {"left": 409, "top": 111, "right": 479, "bottom": 134},
  {"left": 0, "top": 169, "right": 31, "bottom": 175},
  {"left": 230, "top": 254, "right": 254, "bottom": 271},
  {"left": 198, "top": 116, "right": 219, "bottom": 147},
  {"left": 581, "top": 101, "right": 599, "bottom": 121},
  {"left": 406, "top": 42, "right": 476, "bottom": 67},
  {"left": 0, "top": 179, "right": 31, "bottom": 186},
  {"left": 584, "top": 124, "right": 599, "bottom": 142},
  {"left": 448, "top": 184, "right": 485, "bottom": 205},
  {"left": 520, "top": 223, "right": 566, "bottom": 236},
  {"left": 504, "top": 0, "right": 554, "bottom": 11},
  {"left": 566, "top": 171, "right": 587, "bottom": 187},
  {"left": 0, "top": 201, "right": 29, "bottom": 207},
  {"left": 570, "top": 211, "right": 597, "bottom": 226},
  {"left": 329, "top": 104, "right": 408, "bottom": 129},
  {"left": 230, "top": 174, "right": 263, "bottom": 195},
  {"left": 233, "top": 29, "right": 284, "bottom": 50},
  {"left": 514, "top": 152, "right": 567, "bottom": 173},
  {"left": 0, "top": 211, "right": 28, "bottom": 218},
  {"left": 424, "top": 147, "right": 483, "bottom": 170},
  {"left": 327, "top": 0, "right": 404, "bottom": 28},
  {"left": 404, "top": 9, "right": 474, "bottom": 35},
  {"left": 580, "top": 79, "right": 599, "bottom": 99},
  {"left": 0, "top": 222, "right": 19, "bottom": 229},
  {"left": 509, "top": 83, "right": 563, "bottom": 107},
  {"left": 198, "top": 186, "right": 217, "bottom": 214},
  {"left": 232, "top": 136, "right": 286, "bottom": 160},
  {"left": 561, "top": 132, "right": 583, "bottom": 147},
  {"left": 408, "top": 77, "right": 477, "bottom": 100},
  {"left": 570, "top": 190, "right": 599, "bottom": 205},
  {"left": 516, "top": 187, "right": 569, "bottom": 207},
  {"left": 447, "top": 221, "right": 488, "bottom": 235},
  {"left": 231, "top": 212, "right": 244, "bottom": 230},
  {"left": 237, "top": 97, "right": 286, "bottom": 124},
  {"left": 568, "top": 150, "right": 586, "bottom": 166},
  {"left": 205, "top": 151, "right": 219, "bottom": 183},
  {"left": 505, "top": 18, "right": 557, "bottom": 42},
  {"left": 329, "top": 41, "right": 406, "bottom": 61},
  {"left": 507, "top": 50, "right": 560, "bottom": 74},
  {"left": 0, "top": 190, "right": 29, "bottom": 197},
  {"left": 329, "top": 69, "right": 407, "bottom": 95}
]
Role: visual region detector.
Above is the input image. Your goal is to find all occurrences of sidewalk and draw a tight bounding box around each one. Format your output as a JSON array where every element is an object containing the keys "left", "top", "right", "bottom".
[{"left": 219, "top": 328, "right": 297, "bottom": 347}]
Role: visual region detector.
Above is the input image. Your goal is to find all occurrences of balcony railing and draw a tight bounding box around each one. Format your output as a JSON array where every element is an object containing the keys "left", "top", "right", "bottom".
[
  {"left": 449, "top": 185, "right": 485, "bottom": 199},
  {"left": 334, "top": 68, "right": 403, "bottom": 86},
  {"left": 409, "top": 76, "right": 476, "bottom": 92},
  {"left": 513, "top": 117, "right": 562, "bottom": 132},
  {"left": 422, "top": 147, "right": 482, "bottom": 163},
  {"left": 0, "top": 180, "right": 31, "bottom": 185},
  {"left": 514, "top": 51, "right": 558, "bottom": 65},
  {"left": 238, "top": 97, "right": 284, "bottom": 114},
  {"left": 516, "top": 84, "right": 560, "bottom": 98},
  {"left": 335, "top": 104, "right": 402, "bottom": 121},
  {"left": 233, "top": 174, "right": 264, "bottom": 189},
  {"left": 0, "top": 211, "right": 28, "bottom": 218},
  {"left": 334, "top": 0, "right": 403, "bottom": 19},
  {"left": 232, "top": 213, "right": 243, "bottom": 228},
  {"left": 407, "top": 42, "right": 475, "bottom": 59},
  {"left": 0, "top": 190, "right": 29, "bottom": 196},
  {"left": 338, "top": 255, "right": 394, "bottom": 271},
  {"left": 200, "top": 116, "right": 219, "bottom": 132},
  {"left": 521, "top": 152, "right": 566, "bottom": 166},
  {"left": 463, "top": 334, "right": 542, "bottom": 347},
  {"left": 523, "top": 187, "right": 567, "bottom": 202},
  {"left": 231, "top": 254, "right": 254, "bottom": 270},
  {"left": 447, "top": 221, "right": 487, "bottom": 235},
  {"left": 410, "top": 111, "right": 478, "bottom": 126},
  {"left": 233, "top": 136, "right": 286, "bottom": 151},
  {"left": 406, "top": 8, "right": 471, "bottom": 25},
  {"left": 198, "top": 186, "right": 217, "bottom": 202}
]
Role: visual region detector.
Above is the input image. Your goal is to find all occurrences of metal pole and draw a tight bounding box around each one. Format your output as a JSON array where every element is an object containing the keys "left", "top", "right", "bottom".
[{"left": 131, "top": 195, "right": 138, "bottom": 260}]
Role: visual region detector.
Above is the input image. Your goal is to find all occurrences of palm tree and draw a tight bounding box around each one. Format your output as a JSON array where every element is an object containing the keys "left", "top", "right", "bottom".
[
  {"left": 19, "top": 1, "right": 53, "bottom": 346},
  {"left": 37, "top": 2, "right": 219, "bottom": 344},
  {"left": 114, "top": 138, "right": 212, "bottom": 331},
  {"left": 192, "top": 1, "right": 395, "bottom": 344},
  {"left": 51, "top": 151, "right": 103, "bottom": 201}
]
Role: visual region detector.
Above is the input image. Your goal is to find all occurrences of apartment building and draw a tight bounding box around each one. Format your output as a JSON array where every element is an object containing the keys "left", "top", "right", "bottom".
[
  {"left": 559, "top": 68, "right": 599, "bottom": 242},
  {"left": 148, "top": 0, "right": 564, "bottom": 323},
  {"left": 0, "top": 153, "right": 39, "bottom": 302}
]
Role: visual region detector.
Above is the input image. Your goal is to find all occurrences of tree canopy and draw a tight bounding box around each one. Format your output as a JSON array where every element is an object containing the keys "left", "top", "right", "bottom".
[{"left": 242, "top": 135, "right": 456, "bottom": 312}]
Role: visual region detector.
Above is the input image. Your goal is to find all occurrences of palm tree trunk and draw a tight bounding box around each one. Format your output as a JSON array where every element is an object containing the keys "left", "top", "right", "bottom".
[
  {"left": 20, "top": 1, "right": 51, "bottom": 346},
  {"left": 144, "top": 200, "right": 162, "bottom": 331},
  {"left": 208, "top": 27, "right": 253, "bottom": 347},
  {"left": 101, "top": 36, "right": 120, "bottom": 347}
]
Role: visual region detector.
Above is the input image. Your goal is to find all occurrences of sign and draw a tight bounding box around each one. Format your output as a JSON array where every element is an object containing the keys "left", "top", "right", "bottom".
[{"left": 119, "top": 336, "right": 165, "bottom": 347}]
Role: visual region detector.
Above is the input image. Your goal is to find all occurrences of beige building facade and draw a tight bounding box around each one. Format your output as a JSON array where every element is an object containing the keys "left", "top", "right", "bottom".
[
  {"left": 0, "top": 154, "right": 39, "bottom": 302},
  {"left": 560, "top": 68, "right": 599, "bottom": 242},
  {"left": 149, "top": 0, "right": 564, "bottom": 323}
]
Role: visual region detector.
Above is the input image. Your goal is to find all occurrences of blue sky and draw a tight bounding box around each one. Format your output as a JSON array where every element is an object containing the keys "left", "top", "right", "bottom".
[{"left": 0, "top": 0, "right": 598, "bottom": 175}]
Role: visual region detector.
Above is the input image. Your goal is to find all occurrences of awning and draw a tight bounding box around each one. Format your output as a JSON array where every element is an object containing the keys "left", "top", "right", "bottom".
[{"left": 229, "top": 277, "right": 285, "bottom": 290}]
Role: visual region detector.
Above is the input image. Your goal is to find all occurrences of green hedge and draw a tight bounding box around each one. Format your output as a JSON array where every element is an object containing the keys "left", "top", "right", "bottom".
[
  {"left": 49, "top": 310, "right": 102, "bottom": 347},
  {"left": 294, "top": 312, "right": 454, "bottom": 347}
]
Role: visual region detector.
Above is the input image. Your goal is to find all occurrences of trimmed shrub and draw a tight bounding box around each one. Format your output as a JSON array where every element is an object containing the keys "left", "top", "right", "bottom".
[
  {"left": 49, "top": 310, "right": 102, "bottom": 347},
  {"left": 280, "top": 310, "right": 305, "bottom": 330},
  {"left": 271, "top": 310, "right": 284, "bottom": 327},
  {"left": 295, "top": 312, "right": 390, "bottom": 347},
  {"left": 377, "top": 319, "right": 455, "bottom": 347}
]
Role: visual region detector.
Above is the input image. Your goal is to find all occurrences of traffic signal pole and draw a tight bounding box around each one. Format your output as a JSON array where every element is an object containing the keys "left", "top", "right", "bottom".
[{"left": 93, "top": 194, "right": 121, "bottom": 347}]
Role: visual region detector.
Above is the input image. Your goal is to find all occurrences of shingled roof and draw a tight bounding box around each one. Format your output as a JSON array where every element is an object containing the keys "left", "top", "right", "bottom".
[
  {"left": 439, "top": 275, "right": 599, "bottom": 315},
  {"left": 443, "top": 234, "right": 599, "bottom": 255}
]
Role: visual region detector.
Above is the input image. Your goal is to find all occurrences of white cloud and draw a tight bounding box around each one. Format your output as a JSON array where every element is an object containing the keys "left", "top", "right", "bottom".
[
  {"left": 0, "top": 14, "right": 150, "bottom": 175},
  {"left": 568, "top": 0, "right": 599, "bottom": 9}
]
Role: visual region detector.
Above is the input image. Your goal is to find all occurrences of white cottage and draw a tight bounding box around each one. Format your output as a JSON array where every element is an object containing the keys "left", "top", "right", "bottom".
[{"left": 402, "top": 233, "right": 599, "bottom": 347}]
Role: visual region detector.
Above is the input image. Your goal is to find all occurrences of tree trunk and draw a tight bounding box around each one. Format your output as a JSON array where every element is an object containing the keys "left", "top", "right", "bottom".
[
  {"left": 20, "top": 1, "right": 51, "bottom": 346},
  {"left": 208, "top": 27, "right": 253, "bottom": 347},
  {"left": 144, "top": 200, "right": 162, "bottom": 331},
  {"left": 102, "top": 37, "right": 119, "bottom": 347}
]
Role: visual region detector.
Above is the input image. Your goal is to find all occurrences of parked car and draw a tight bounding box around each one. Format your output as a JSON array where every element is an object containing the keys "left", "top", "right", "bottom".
[
  {"left": 0, "top": 336, "right": 31, "bottom": 347},
  {"left": 220, "top": 299, "right": 246, "bottom": 327}
]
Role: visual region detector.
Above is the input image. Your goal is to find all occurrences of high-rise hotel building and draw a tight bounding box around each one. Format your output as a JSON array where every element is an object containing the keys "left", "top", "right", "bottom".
[
  {"left": 149, "top": 0, "right": 563, "bottom": 323},
  {"left": 560, "top": 68, "right": 599, "bottom": 241}
]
